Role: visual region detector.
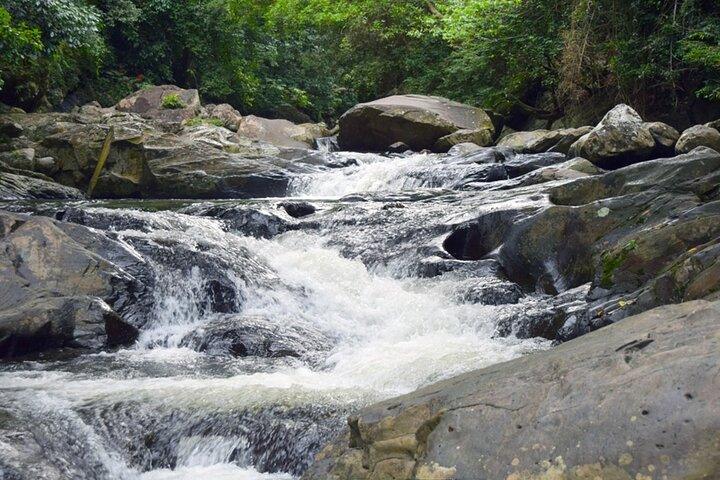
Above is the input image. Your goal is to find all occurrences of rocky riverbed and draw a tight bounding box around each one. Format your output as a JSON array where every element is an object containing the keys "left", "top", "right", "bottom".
[{"left": 1, "top": 90, "right": 719, "bottom": 479}]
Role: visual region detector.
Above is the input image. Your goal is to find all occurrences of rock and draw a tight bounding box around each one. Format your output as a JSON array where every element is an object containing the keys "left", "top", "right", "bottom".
[
  {"left": 205, "top": 103, "right": 243, "bottom": 131},
  {"left": 568, "top": 104, "right": 656, "bottom": 169},
  {"left": 498, "top": 126, "right": 592, "bottom": 154},
  {"left": 0, "top": 296, "right": 138, "bottom": 357},
  {"left": 236, "top": 115, "right": 329, "bottom": 149},
  {"left": 0, "top": 119, "right": 23, "bottom": 138},
  {"left": 433, "top": 128, "right": 493, "bottom": 153},
  {"left": 0, "top": 148, "right": 35, "bottom": 170},
  {"left": 0, "top": 212, "right": 143, "bottom": 357},
  {"left": 676, "top": 124, "right": 720, "bottom": 154},
  {"left": 496, "top": 285, "right": 590, "bottom": 340},
  {"left": 35, "top": 156, "right": 58, "bottom": 175},
  {"left": 179, "top": 203, "right": 288, "bottom": 238},
  {"left": 439, "top": 146, "right": 720, "bottom": 341},
  {"left": 502, "top": 152, "right": 567, "bottom": 178},
  {"left": 705, "top": 119, "right": 720, "bottom": 130},
  {"left": 387, "top": 141, "right": 411, "bottom": 153},
  {"left": 458, "top": 279, "right": 524, "bottom": 306},
  {"left": 278, "top": 201, "right": 316, "bottom": 218},
  {"left": 0, "top": 170, "right": 84, "bottom": 200},
  {"left": 447, "top": 142, "right": 483, "bottom": 156},
  {"left": 646, "top": 121, "right": 679, "bottom": 155},
  {"left": 504, "top": 157, "right": 602, "bottom": 188},
  {"left": 338, "top": 94, "right": 495, "bottom": 152},
  {"left": 304, "top": 300, "right": 720, "bottom": 480},
  {"left": 21, "top": 113, "right": 325, "bottom": 199},
  {"left": 180, "top": 314, "right": 329, "bottom": 364},
  {"left": 116, "top": 85, "right": 201, "bottom": 123}
]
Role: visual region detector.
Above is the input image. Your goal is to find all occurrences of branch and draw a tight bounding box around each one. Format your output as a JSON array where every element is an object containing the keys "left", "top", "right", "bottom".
[{"left": 424, "top": 0, "right": 443, "bottom": 18}]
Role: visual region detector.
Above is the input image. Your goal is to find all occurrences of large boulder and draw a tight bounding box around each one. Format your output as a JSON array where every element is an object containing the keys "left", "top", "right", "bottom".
[
  {"left": 116, "top": 85, "right": 201, "bottom": 123},
  {"left": 236, "top": 115, "right": 329, "bottom": 149},
  {"left": 498, "top": 126, "right": 592, "bottom": 154},
  {"left": 304, "top": 300, "right": 720, "bottom": 480},
  {"left": 676, "top": 124, "right": 720, "bottom": 154},
  {"left": 569, "top": 105, "right": 657, "bottom": 169},
  {"left": 338, "top": 95, "right": 495, "bottom": 152},
  {"left": 0, "top": 212, "right": 141, "bottom": 357}
]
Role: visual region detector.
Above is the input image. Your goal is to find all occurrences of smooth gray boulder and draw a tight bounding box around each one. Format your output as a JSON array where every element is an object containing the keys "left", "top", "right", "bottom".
[
  {"left": 304, "top": 300, "right": 720, "bottom": 480},
  {"left": 676, "top": 124, "right": 720, "bottom": 154},
  {"left": 338, "top": 95, "right": 495, "bottom": 152}
]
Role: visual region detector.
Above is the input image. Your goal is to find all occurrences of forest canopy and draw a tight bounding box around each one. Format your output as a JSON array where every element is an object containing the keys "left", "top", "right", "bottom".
[{"left": 1, "top": 0, "right": 719, "bottom": 125}]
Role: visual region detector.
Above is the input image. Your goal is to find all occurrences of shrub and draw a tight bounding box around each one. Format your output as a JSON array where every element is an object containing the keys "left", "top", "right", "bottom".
[{"left": 161, "top": 93, "right": 185, "bottom": 109}]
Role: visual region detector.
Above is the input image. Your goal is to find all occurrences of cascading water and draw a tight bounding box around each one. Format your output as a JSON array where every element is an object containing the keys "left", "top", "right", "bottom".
[{"left": 0, "top": 147, "right": 554, "bottom": 479}]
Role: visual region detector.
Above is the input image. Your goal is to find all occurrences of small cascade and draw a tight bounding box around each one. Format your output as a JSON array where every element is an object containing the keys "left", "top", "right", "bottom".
[
  {"left": 289, "top": 151, "right": 506, "bottom": 198},
  {"left": 314, "top": 136, "right": 339, "bottom": 153},
  {"left": 0, "top": 147, "right": 557, "bottom": 479}
]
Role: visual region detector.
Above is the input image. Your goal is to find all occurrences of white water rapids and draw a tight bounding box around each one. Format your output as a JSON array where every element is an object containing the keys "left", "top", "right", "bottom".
[{"left": 0, "top": 149, "right": 551, "bottom": 479}]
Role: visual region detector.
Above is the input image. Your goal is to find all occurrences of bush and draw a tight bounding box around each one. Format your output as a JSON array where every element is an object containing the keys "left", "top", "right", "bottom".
[{"left": 161, "top": 92, "right": 185, "bottom": 109}]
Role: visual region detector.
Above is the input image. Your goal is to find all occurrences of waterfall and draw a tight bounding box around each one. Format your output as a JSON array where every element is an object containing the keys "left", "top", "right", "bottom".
[{"left": 0, "top": 148, "right": 552, "bottom": 480}]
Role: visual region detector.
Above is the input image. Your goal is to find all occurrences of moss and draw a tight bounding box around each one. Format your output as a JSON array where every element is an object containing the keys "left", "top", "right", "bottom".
[
  {"left": 161, "top": 93, "right": 186, "bottom": 109},
  {"left": 185, "top": 116, "right": 223, "bottom": 127},
  {"left": 600, "top": 240, "right": 638, "bottom": 289}
]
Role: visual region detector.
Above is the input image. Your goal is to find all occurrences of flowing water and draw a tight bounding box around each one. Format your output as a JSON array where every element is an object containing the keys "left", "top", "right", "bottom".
[{"left": 0, "top": 148, "right": 556, "bottom": 479}]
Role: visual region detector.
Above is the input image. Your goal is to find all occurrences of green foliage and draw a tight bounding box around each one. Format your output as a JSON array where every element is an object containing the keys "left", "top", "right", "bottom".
[
  {"left": 185, "top": 116, "right": 223, "bottom": 127},
  {"left": 0, "top": 7, "right": 42, "bottom": 91},
  {"left": 1, "top": 0, "right": 719, "bottom": 123},
  {"left": 161, "top": 92, "right": 186, "bottom": 109},
  {"left": 1, "top": 0, "right": 103, "bottom": 107}
]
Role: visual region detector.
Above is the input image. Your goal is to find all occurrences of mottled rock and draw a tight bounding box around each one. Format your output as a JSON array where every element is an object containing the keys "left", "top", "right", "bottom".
[
  {"left": 205, "top": 103, "right": 243, "bottom": 131},
  {"left": 305, "top": 300, "right": 720, "bottom": 480},
  {"left": 676, "top": 124, "right": 720, "bottom": 154},
  {"left": 338, "top": 95, "right": 495, "bottom": 152},
  {"left": 0, "top": 148, "right": 34, "bottom": 170},
  {"left": 498, "top": 126, "right": 592, "bottom": 154},
  {"left": 387, "top": 141, "right": 411, "bottom": 153},
  {"left": 180, "top": 314, "right": 329, "bottom": 364},
  {"left": 506, "top": 158, "right": 602, "bottom": 188},
  {"left": 116, "top": 85, "right": 201, "bottom": 123},
  {"left": 646, "top": 121, "right": 679, "bottom": 155},
  {"left": 433, "top": 128, "right": 494, "bottom": 152},
  {"left": 569, "top": 105, "right": 656, "bottom": 169},
  {"left": 447, "top": 142, "right": 483, "bottom": 156}
]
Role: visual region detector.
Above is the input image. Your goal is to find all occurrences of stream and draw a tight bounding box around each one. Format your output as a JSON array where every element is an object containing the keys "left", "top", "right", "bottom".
[{"left": 0, "top": 149, "right": 557, "bottom": 479}]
